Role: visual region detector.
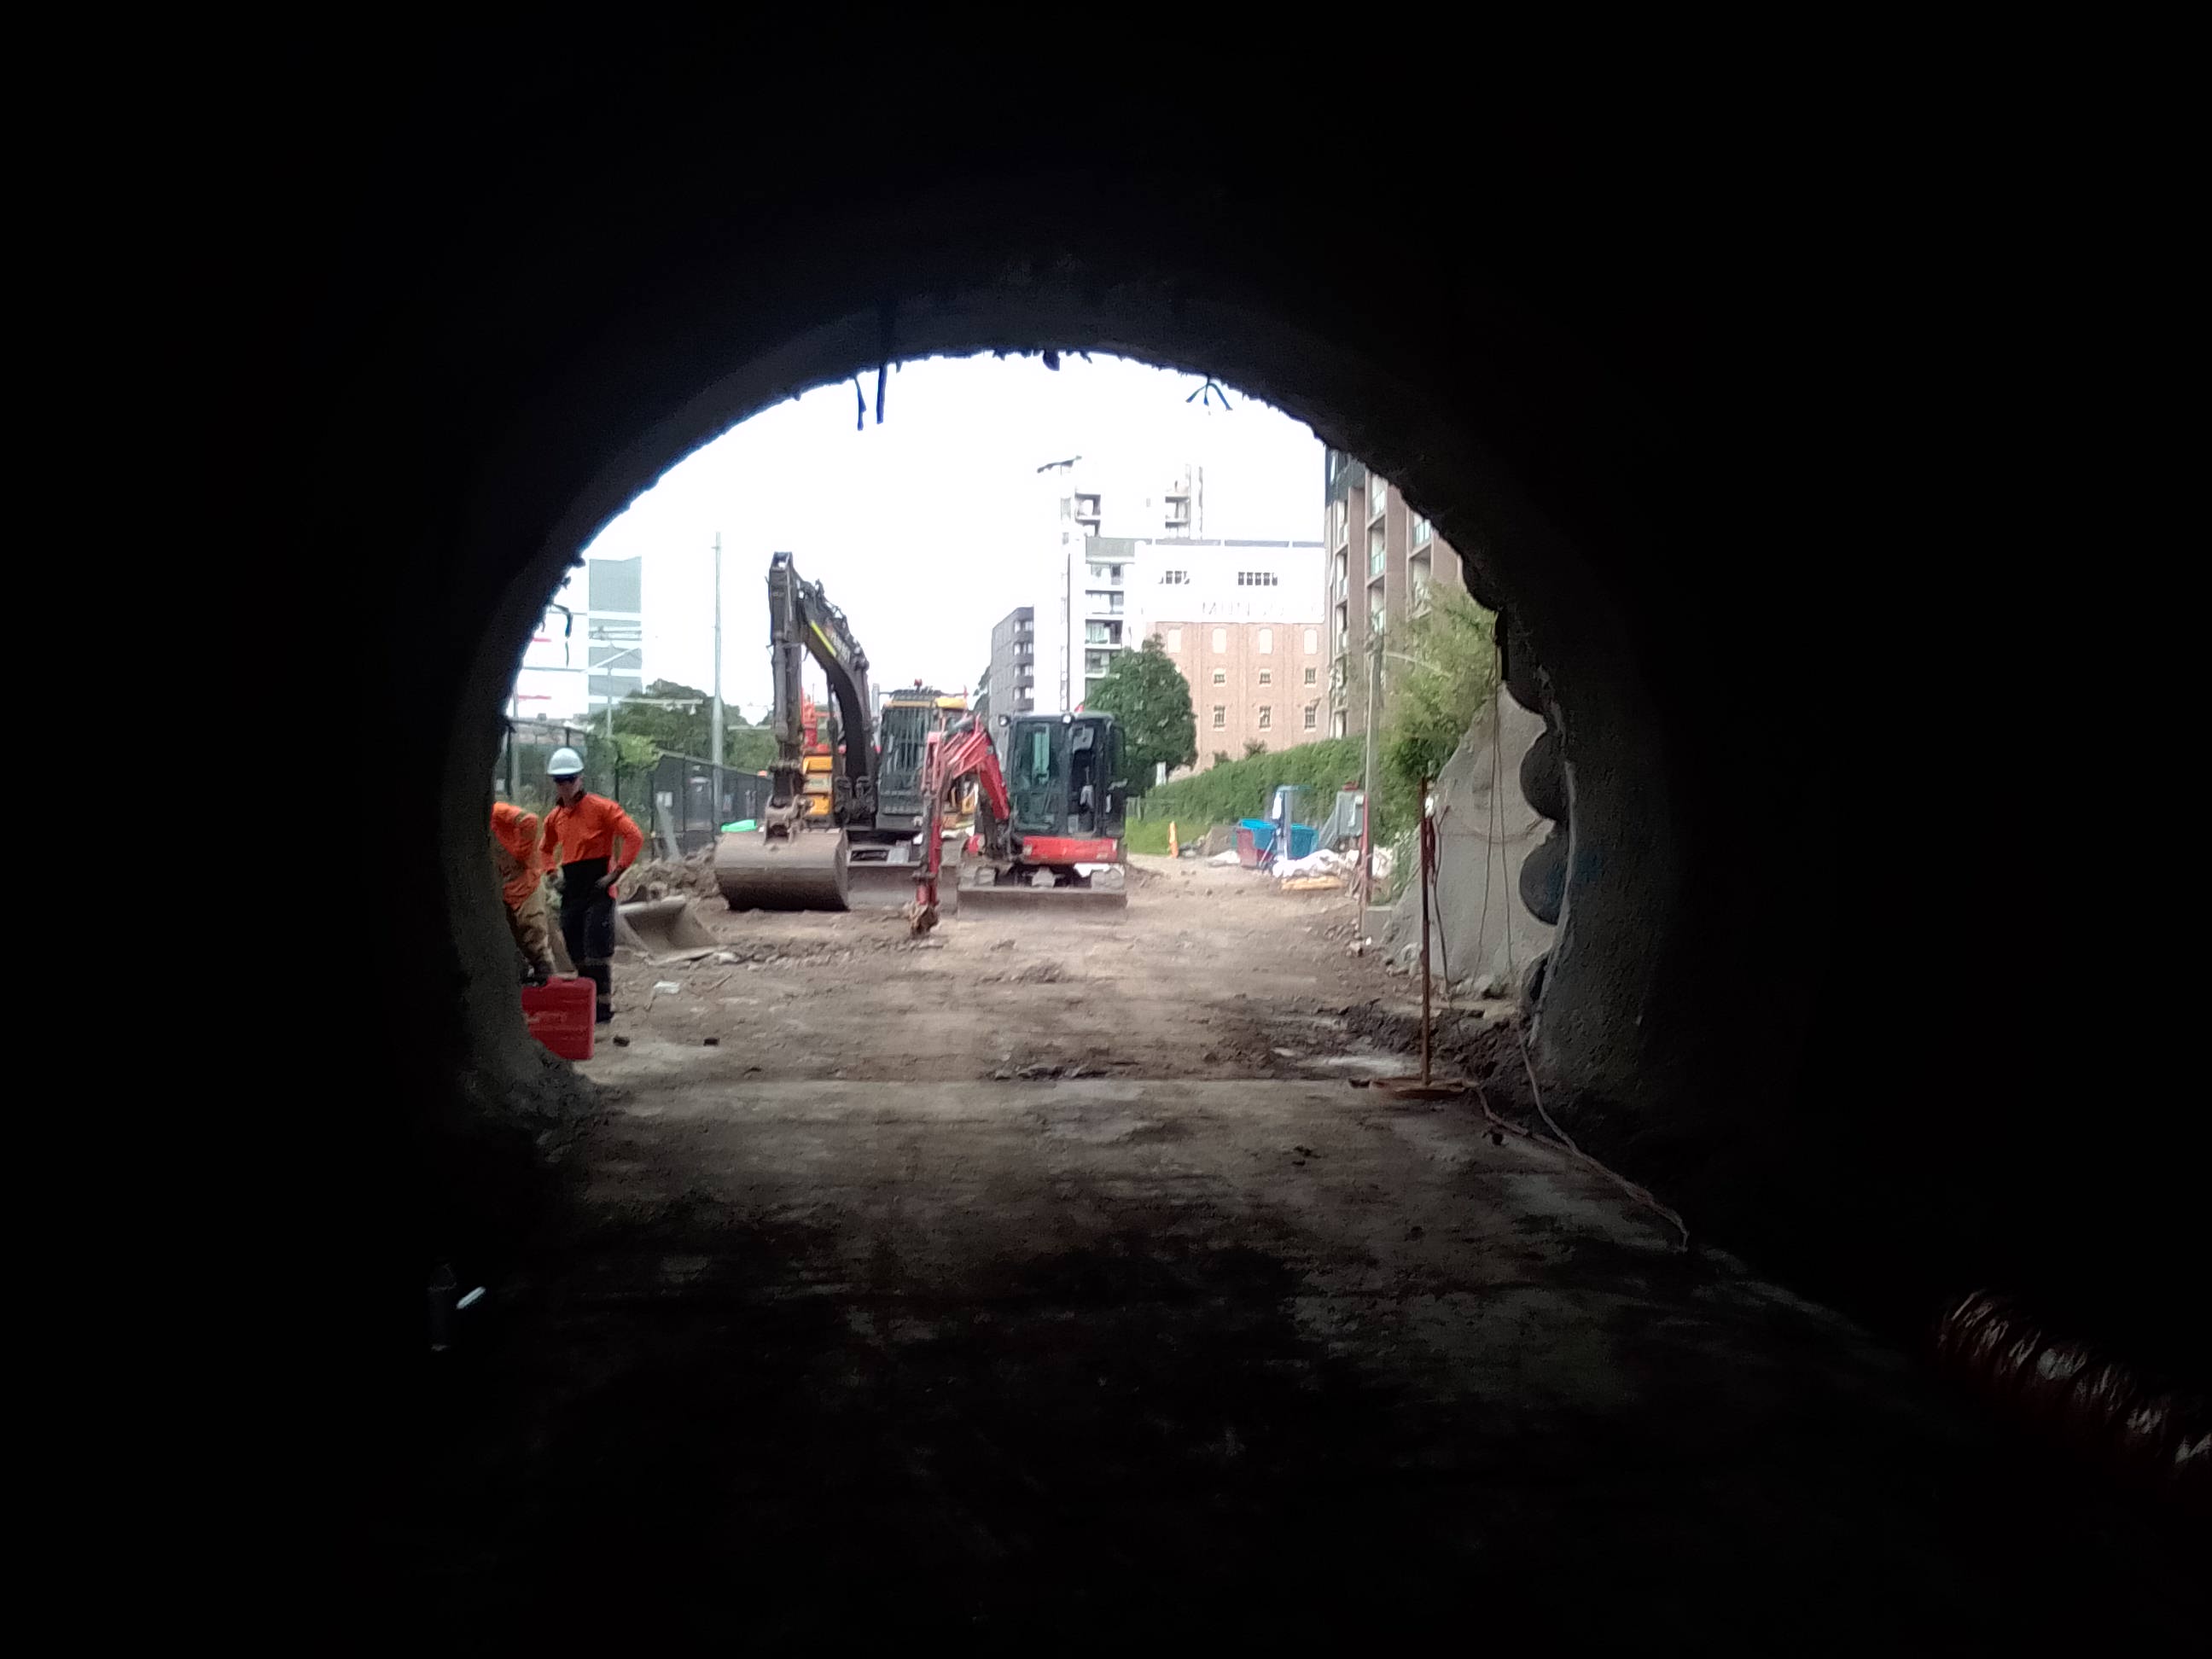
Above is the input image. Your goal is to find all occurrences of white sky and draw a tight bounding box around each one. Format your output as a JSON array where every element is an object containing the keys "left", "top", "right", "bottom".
[{"left": 567, "top": 352, "right": 1324, "bottom": 721}]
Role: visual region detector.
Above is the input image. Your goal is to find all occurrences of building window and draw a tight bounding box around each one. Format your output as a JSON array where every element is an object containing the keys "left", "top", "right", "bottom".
[
  {"left": 1256, "top": 627, "right": 1272, "bottom": 654},
  {"left": 1368, "top": 476, "right": 1387, "bottom": 521},
  {"left": 1211, "top": 627, "right": 1227, "bottom": 652},
  {"left": 1257, "top": 707, "right": 1272, "bottom": 730},
  {"left": 1303, "top": 666, "right": 1317, "bottom": 686},
  {"left": 1236, "top": 571, "right": 1279, "bottom": 587},
  {"left": 1259, "top": 669, "right": 1272, "bottom": 686},
  {"left": 1331, "top": 710, "right": 1347, "bottom": 738},
  {"left": 1161, "top": 569, "right": 1189, "bottom": 585},
  {"left": 1303, "top": 704, "right": 1318, "bottom": 731},
  {"left": 1212, "top": 668, "right": 1226, "bottom": 685},
  {"left": 1212, "top": 705, "right": 1226, "bottom": 730},
  {"left": 1165, "top": 627, "right": 1182, "bottom": 651},
  {"left": 1327, "top": 498, "right": 1347, "bottom": 545},
  {"left": 1368, "top": 523, "right": 1385, "bottom": 578},
  {"left": 1412, "top": 513, "right": 1433, "bottom": 547},
  {"left": 1303, "top": 627, "right": 1318, "bottom": 654}
]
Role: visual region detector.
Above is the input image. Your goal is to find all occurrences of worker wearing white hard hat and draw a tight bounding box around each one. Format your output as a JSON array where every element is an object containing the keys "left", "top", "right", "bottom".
[{"left": 538, "top": 747, "right": 643, "bottom": 1024}]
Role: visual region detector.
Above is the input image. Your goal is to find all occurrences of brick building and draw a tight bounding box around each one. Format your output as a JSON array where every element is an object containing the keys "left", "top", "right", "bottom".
[
  {"left": 1153, "top": 615, "right": 1327, "bottom": 764},
  {"left": 1324, "top": 448, "right": 1466, "bottom": 737}
]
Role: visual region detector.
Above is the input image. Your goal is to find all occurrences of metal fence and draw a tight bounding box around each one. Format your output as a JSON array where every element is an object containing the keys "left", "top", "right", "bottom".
[
  {"left": 643, "top": 751, "right": 772, "bottom": 856},
  {"left": 494, "top": 725, "right": 770, "bottom": 857}
]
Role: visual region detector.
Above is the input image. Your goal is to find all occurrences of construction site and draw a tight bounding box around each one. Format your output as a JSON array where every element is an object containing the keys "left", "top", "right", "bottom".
[{"left": 224, "top": 22, "right": 2208, "bottom": 1649}]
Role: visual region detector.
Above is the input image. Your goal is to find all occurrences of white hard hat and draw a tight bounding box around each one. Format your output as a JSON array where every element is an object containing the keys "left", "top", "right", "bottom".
[{"left": 547, "top": 746, "right": 585, "bottom": 778}]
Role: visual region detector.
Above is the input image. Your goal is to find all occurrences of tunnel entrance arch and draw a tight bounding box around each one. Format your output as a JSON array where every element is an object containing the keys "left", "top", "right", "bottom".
[
  {"left": 282, "top": 46, "right": 1930, "bottom": 1380},
  {"left": 440, "top": 288, "right": 1714, "bottom": 1144}
]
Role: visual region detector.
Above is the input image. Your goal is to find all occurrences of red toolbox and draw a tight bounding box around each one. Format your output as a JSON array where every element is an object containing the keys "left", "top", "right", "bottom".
[{"left": 521, "top": 975, "right": 596, "bottom": 1061}]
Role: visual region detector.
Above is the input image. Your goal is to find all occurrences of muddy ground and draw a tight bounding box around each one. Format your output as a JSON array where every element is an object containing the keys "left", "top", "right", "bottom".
[{"left": 382, "top": 858, "right": 2201, "bottom": 1644}]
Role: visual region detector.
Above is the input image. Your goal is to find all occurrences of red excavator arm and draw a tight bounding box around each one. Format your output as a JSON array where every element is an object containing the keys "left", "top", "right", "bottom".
[{"left": 909, "top": 725, "right": 1010, "bottom": 931}]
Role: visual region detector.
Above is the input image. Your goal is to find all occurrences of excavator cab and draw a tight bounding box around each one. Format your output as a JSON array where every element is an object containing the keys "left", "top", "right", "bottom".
[{"left": 992, "top": 713, "right": 1125, "bottom": 864}]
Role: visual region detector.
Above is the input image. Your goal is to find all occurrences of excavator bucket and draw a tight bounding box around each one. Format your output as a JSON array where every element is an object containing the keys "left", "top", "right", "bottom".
[
  {"left": 715, "top": 826, "right": 850, "bottom": 911},
  {"left": 616, "top": 896, "right": 718, "bottom": 956}
]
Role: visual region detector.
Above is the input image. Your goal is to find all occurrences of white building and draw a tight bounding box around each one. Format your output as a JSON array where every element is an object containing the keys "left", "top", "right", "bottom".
[
  {"left": 1062, "top": 533, "right": 1322, "bottom": 713},
  {"left": 507, "top": 556, "right": 647, "bottom": 727},
  {"left": 1033, "top": 457, "right": 1203, "bottom": 709}
]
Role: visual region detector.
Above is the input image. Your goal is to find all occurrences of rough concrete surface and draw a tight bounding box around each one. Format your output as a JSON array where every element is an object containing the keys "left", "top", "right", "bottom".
[
  {"left": 1380, "top": 694, "right": 1555, "bottom": 990},
  {"left": 387, "top": 859, "right": 2198, "bottom": 1644}
]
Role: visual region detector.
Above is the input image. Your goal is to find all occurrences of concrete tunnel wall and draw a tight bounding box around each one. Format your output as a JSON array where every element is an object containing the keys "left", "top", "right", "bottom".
[
  {"left": 239, "top": 23, "right": 2204, "bottom": 1381},
  {"left": 1379, "top": 695, "right": 1556, "bottom": 994}
]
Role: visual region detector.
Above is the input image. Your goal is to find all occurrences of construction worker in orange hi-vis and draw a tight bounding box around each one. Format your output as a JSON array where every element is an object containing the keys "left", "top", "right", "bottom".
[
  {"left": 539, "top": 748, "right": 644, "bottom": 1025},
  {"left": 491, "top": 799, "right": 556, "bottom": 984}
]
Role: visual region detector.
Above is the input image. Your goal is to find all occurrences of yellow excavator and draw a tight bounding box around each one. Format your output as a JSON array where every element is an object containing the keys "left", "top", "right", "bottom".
[{"left": 713, "top": 553, "right": 971, "bottom": 910}]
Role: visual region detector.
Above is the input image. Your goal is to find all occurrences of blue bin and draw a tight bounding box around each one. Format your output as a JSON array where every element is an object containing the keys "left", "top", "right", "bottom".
[{"left": 1239, "top": 818, "right": 1319, "bottom": 860}]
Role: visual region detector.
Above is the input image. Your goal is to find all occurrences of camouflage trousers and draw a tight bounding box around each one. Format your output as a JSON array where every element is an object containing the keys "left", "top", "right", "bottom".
[{"left": 504, "top": 882, "right": 556, "bottom": 980}]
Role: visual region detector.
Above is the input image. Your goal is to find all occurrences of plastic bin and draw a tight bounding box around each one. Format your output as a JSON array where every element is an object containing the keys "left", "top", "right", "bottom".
[
  {"left": 1238, "top": 818, "right": 1319, "bottom": 861},
  {"left": 521, "top": 975, "right": 596, "bottom": 1061}
]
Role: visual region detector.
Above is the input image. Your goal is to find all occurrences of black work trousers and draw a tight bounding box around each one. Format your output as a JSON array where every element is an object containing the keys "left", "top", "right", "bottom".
[{"left": 558, "top": 858, "right": 616, "bottom": 1020}]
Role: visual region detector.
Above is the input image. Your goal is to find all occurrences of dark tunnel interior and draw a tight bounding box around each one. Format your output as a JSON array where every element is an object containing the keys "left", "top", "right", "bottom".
[{"left": 212, "top": 20, "right": 2206, "bottom": 1639}]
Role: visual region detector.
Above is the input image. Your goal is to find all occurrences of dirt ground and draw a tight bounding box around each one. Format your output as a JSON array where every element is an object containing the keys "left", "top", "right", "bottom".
[
  {"left": 384, "top": 857, "right": 2202, "bottom": 1644},
  {"left": 593, "top": 853, "right": 1407, "bottom": 1085}
]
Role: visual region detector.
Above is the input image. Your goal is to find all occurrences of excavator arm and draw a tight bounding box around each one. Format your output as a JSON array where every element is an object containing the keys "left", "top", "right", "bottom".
[
  {"left": 908, "top": 722, "right": 1011, "bottom": 932},
  {"left": 765, "top": 550, "right": 876, "bottom": 824}
]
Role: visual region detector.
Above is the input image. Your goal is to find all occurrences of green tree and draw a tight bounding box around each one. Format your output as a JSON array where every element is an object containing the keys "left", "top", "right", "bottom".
[
  {"left": 1086, "top": 634, "right": 1197, "bottom": 793},
  {"left": 1379, "top": 589, "right": 1499, "bottom": 829},
  {"left": 593, "top": 680, "right": 777, "bottom": 772}
]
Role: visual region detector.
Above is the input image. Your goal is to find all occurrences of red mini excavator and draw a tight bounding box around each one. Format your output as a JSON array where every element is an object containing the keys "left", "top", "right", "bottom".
[{"left": 909, "top": 711, "right": 1128, "bottom": 931}]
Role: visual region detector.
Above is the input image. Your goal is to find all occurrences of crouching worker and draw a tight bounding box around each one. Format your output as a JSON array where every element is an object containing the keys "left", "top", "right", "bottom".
[
  {"left": 539, "top": 747, "right": 643, "bottom": 1024},
  {"left": 491, "top": 799, "right": 556, "bottom": 984}
]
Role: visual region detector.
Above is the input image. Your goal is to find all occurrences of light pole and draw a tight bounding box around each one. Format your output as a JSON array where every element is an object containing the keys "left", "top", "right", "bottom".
[
  {"left": 591, "top": 638, "right": 646, "bottom": 750},
  {"left": 1362, "top": 634, "right": 1435, "bottom": 900},
  {"left": 710, "top": 532, "right": 725, "bottom": 770}
]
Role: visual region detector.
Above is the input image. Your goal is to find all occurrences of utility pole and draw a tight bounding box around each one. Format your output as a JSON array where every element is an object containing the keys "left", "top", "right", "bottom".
[
  {"left": 710, "top": 531, "right": 725, "bottom": 770},
  {"left": 1362, "top": 628, "right": 1382, "bottom": 894}
]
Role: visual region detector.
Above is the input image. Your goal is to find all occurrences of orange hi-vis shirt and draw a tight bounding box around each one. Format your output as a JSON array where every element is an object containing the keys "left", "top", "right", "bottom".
[
  {"left": 542, "top": 791, "right": 645, "bottom": 877},
  {"left": 490, "top": 800, "right": 542, "bottom": 907}
]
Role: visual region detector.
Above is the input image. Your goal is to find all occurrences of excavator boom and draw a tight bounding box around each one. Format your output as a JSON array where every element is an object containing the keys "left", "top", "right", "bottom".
[{"left": 718, "top": 551, "right": 875, "bottom": 911}]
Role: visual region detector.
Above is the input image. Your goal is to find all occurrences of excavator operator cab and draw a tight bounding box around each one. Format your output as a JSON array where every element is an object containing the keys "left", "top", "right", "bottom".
[{"left": 999, "top": 712, "right": 1125, "bottom": 841}]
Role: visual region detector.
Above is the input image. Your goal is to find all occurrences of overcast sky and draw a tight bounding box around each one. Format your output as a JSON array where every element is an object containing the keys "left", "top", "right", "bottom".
[{"left": 567, "top": 352, "right": 1324, "bottom": 721}]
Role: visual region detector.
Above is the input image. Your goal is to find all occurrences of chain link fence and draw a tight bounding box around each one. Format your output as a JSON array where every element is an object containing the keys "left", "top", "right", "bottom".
[
  {"left": 642, "top": 751, "right": 771, "bottom": 856},
  {"left": 494, "top": 721, "right": 769, "bottom": 857}
]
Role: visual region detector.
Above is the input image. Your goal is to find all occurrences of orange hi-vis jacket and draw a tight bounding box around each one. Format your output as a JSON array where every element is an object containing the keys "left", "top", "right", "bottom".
[
  {"left": 490, "top": 800, "right": 541, "bottom": 908},
  {"left": 541, "top": 791, "right": 644, "bottom": 880}
]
